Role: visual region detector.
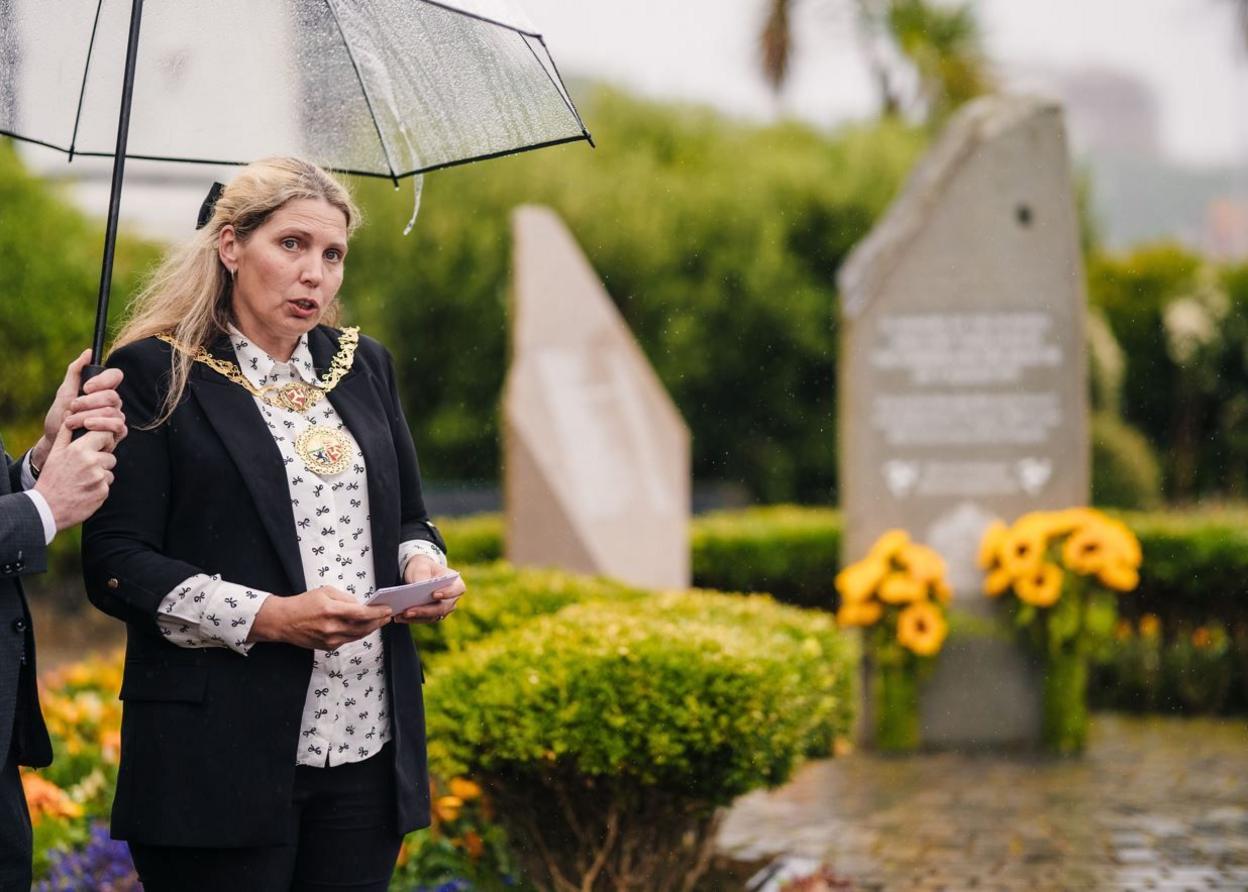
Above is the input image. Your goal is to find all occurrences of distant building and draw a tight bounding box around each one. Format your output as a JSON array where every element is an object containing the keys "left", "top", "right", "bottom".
[{"left": 1204, "top": 198, "right": 1248, "bottom": 262}]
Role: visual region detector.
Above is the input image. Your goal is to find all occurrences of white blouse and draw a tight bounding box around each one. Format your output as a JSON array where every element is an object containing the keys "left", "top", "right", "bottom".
[{"left": 154, "top": 328, "right": 445, "bottom": 767}]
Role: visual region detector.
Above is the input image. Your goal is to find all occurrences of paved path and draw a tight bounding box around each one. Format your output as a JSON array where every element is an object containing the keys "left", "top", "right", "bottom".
[{"left": 719, "top": 715, "right": 1248, "bottom": 891}]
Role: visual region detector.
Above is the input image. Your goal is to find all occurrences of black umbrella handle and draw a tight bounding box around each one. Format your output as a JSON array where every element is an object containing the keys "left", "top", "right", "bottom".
[{"left": 70, "top": 365, "right": 109, "bottom": 442}]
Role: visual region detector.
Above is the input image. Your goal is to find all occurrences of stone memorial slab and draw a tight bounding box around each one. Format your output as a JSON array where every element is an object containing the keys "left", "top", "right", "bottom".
[
  {"left": 837, "top": 96, "right": 1089, "bottom": 748},
  {"left": 504, "top": 205, "right": 691, "bottom": 590}
]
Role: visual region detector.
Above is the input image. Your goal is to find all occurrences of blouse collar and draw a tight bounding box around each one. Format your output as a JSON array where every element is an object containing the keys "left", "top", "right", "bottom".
[{"left": 226, "top": 324, "right": 320, "bottom": 389}]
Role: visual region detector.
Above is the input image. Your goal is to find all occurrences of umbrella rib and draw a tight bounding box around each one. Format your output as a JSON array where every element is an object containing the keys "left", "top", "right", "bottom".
[
  {"left": 521, "top": 34, "right": 593, "bottom": 146},
  {"left": 0, "top": 128, "right": 591, "bottom": 179},
  {"left": 411, "top": 0, "right": 543, "bottom": 39},
  {"left": 68, "top": 0, "right": 107, "bottom": 161},
  {"left": 322, "top": 0, "right": 400, "bottom": 186}
]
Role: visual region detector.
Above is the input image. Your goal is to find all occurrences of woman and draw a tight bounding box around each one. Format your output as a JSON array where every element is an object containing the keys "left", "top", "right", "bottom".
[{"left": 82, "top": 157, "right": 466, "bottom": 892}]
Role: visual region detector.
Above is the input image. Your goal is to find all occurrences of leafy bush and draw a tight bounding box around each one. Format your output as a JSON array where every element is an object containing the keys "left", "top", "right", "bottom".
[
  {"left": 1091, "top": 617, "right": 1245, "bottom": 715},
  {"left": 1091, "top": 413, "right": 1163, "bottom": 510},
  {"left": 0, "top": 140, "right": 157, "bottom": 448},
  {"left": 690, "top": 506, "right": 842, "bottom": 608},
  {"left": 345, "top": 89, "right": 926, "bottom": 501},
  {"left": 437, "top": 514, "right": 504, "bottom": 565},
  {"left": 441, "top": 506, "right": 1248, "bottom": 630},
  {"left": 411, "top": 562, "right": 646, "bottom": 657},
  {"left": 423, "top": 591, "right": 857, "bottom": 892}
]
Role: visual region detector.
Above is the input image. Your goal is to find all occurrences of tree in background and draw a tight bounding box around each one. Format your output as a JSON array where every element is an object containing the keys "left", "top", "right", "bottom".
[
  {"left": 759, "top": 0, "right": 993, "bottom": 124},
  {"left": 0, "top": 141, "right": 155, "bottom": 449},
  {"left": 345, "top": 89, "right": 926, "bottom": 503}
]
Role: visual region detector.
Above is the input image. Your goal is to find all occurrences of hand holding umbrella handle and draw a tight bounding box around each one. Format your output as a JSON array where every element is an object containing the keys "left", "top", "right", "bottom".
[{"left": 70, "top": 365, "right": 111, "bottom": 442}]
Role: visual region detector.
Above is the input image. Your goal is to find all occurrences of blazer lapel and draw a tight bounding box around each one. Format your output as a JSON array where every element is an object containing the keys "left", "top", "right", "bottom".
[
  {"left": 189, "top": 340, "right": 307, "bottom": 594},
  {"left": 310, "top": 328, "right": 400, "bottom": 588}
]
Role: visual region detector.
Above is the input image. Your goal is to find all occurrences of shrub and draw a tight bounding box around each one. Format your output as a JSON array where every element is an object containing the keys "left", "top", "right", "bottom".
[
  {"left": 437, "top": 514, "right": 504, "bottom": 565},
  {"left": 690, "top": 506, "right": 841, "bottom": 608},
  {"left": 411, "top": 562, "right": 646, "bottom": 657},
  {"left": 346, "top": 89, "right": 926, "bottom": 501},
  {"left": 1091, "top": 413, "right": 1163, "bottom": 510},
  {"left": 423, "top": 592, "right": 857, "bottom": 892}
]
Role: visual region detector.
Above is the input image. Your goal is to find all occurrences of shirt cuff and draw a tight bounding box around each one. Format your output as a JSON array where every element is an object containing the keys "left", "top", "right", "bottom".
[
  {"left": 20, "top": 452, "right": 37, "bottom": 491},
  {"left": 22, "top": 490, "right": 56, "bottom": 546},
  {"left": 399, "top": 539, "right": 447, "bottom": 576},
  {"left": 157, "top": 574, "right": 271, "bottom": 655}
]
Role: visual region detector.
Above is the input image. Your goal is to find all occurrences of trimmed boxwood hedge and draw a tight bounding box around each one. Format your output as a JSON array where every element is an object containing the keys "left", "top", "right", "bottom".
[
  {"left": 436, "top": 507, "right": 1248, "bottom": 624},
  {"left": 421, "top": 585, "right": 857, "bottom": 891}
]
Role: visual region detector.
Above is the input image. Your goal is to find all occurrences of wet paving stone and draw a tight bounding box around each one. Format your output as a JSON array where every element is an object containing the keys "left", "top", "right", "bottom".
[{"left": 720, "top": 715, "right": 1248, "bottom": 891}]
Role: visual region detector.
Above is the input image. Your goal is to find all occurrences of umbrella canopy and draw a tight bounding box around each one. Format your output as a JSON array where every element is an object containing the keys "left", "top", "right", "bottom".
[
  {"left": 1, "top": 0, "right": 591, "bottom": 180},
  {"left": 0, "top": 0, "right": 591, "bottom": 368}
]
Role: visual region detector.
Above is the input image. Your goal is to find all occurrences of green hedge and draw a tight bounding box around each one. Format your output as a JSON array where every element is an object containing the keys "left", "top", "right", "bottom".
[{"left": 436, "top": 506, "right": 1248, "bottom": 625}]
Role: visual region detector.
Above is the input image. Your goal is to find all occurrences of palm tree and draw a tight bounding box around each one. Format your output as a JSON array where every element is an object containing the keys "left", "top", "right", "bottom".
[{"left": 759, "top": 0, "right": 991, "bottom": 124}]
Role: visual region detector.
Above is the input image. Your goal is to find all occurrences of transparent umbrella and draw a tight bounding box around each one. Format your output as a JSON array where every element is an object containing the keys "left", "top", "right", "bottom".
[{"left": 0, "top": 0, "right": 592, "bottom": 370}]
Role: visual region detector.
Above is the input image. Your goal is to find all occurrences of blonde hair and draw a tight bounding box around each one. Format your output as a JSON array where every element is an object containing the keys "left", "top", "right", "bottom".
[{"left": 111, "top": 156, "right": 362, "bottom": 426}]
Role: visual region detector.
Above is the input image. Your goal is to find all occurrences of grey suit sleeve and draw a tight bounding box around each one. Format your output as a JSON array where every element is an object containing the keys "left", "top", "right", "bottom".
[
  {"left": 0, "top": 491, "right": 48, "bottom": 577},
  {"left": 6, "top": 449, "right": 24, "bottom": 495}
]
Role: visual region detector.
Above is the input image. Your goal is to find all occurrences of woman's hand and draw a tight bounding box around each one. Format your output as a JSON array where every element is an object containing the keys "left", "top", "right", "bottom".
[
  {"left": 248, "top": 585, "right": 393, "bottom": 650},
  {"left": 392, "top": 554, "right": 465, "bottom": 625}
]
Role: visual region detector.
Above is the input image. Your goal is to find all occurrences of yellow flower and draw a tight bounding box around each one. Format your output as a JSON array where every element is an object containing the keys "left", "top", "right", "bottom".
[
  {"left": 1001, "top": 515, "right": 1050, "bottom": 575},
  {"left": 978, "top": 520, "right": 1008, "bottom": 570},
  {"left": 1062, "top": 522, "right": 1110, "bottom": 575},
  {"left": 1048, "top": 507, "right": 1100, "bottom": 536},
  {"left": 1100, "top": 518, "right": 1143, "bottom": 567},
  {"left": 983, "top": 567, "right": 1012, "bottom": 598},
  {"left": 897, "top": 543, "right": 946, "bottom": 586},
  {"left": 1097, "top": 558, "right": 1139, "bottom": 593},
  {"left": 1014, "top": 562, "right": 1063, "bottom": 607},
  {"left": 896, "top": 602, "right": 948, "bottom": 657},
  {"left": 836, "top": 600, "right": 883, "bottom": 628},
  {"left": 867, "top": 529, "right": 910, "bottom": 563},
  {"left": 1192, "top": 627, "right": 1213, "bottom": 649},
  {"left": 878, "top": 572, "right": 924, "bottom": 605},
  {"left": 835, "top": 557, "right": 887, "bottom": 604},
  {"left": 932, "top": 578, "right": 953, "bottom": 605},
  {"left": 434, "top": 795, "right": 464, "bottom": 823},
  {"left": 1138, "top": 614, "right": 1161, "bottom": 638},
  {"left": 449, "top": 778, "right": 482, "bottom": 801}
]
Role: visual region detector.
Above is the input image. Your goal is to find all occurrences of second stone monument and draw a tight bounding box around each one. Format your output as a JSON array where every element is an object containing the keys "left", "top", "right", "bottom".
[
  {"left": 504, "top": 205, "right": 691, "bottom": 590},
  {"left": 838, "top": 95, "right": 1090, "bottom": 748}
]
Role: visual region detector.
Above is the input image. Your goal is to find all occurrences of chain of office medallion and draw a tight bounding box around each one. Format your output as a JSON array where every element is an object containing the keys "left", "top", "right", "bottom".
[{"left": 157, "top": 326, "right": 359, "bottom": 412}]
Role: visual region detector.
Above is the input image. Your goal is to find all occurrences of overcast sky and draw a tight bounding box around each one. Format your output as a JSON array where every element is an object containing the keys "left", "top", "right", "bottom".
[{"left": 523, "top": 0, "right": 1248, "bottom": 167}]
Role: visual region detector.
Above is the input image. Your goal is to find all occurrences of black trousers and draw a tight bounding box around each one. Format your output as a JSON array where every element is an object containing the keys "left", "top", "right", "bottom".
[
  {"left": 129, "top": 745, "right": 402, "bottom": 892},
  {"left": 0, "top": 744, "right": 32, "bottom": 892}
]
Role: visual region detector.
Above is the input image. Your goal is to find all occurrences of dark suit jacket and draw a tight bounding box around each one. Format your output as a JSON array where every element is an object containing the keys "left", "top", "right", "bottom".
[
  {"left": 82, "top": 326, "right": 443, "bottom": 847},
  {"left": 0, "top": 440, "right": 53, "bottom": 770}
]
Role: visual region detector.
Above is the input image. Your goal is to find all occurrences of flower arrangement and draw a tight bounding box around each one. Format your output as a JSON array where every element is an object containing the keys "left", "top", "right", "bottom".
[
  {"left": 835, "top": 530, "right": 950, "bottom": 752},
  {"left": 978, "top": 508, "right": 1142, "bottom": 754}
]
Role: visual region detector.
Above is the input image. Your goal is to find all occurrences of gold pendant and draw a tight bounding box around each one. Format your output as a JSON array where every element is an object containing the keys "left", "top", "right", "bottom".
[
  {"left": 271, "top": 381, "right": 321, "bottom": 413},
  {"left": 295, "top": 426, "right": 354, "bottom": 476}
]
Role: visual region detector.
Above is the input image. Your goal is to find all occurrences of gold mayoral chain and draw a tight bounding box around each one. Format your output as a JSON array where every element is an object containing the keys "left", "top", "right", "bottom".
[{"left": 158, "top": 327, "right": 360, "bottom": 476}]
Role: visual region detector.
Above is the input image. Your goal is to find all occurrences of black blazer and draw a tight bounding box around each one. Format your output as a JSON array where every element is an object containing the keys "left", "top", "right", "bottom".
[
  {"left": 82, "top": 326, "right": 444, "bottom": 847},
  {"left": 0, "top": 441, "right": 53, "bottom": 771}
]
